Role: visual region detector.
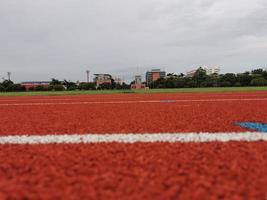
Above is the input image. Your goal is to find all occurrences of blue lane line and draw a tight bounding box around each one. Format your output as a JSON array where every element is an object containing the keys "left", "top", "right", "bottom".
[
  {"left": 161, "top": 100, "right": 176, "bottom": 103},
  {"left": 236, "top": 122, "right": 267, "bottom": 133}
]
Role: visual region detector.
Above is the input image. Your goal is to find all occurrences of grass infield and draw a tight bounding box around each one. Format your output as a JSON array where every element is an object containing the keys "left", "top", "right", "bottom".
[{"left": 0, "top": 86, "right": 267, "bottom": 96}]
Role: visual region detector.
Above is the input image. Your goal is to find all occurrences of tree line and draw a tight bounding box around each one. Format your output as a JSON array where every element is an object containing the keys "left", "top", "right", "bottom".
[
  {"left": 0, "top": 80, "right": 26, "bottom": 92},
  {"left": 0, "top": 78, "right": 130, "bottom": 92},
  {"left": 148, "top": 68, "right": 267, "bottom": 89},
  {"left": 1, "top": 68, "right": 267, "bottom": 92}
]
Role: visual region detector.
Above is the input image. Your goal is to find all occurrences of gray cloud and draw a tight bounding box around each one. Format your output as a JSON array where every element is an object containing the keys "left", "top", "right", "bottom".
[{"left": 0, "top": 0, "right": 267, "bottom": 82}]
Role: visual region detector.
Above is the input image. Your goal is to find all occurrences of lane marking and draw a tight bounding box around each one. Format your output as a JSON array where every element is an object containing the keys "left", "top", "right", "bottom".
[
  {"left": 237, "top": 122, "right": 267, "bottom": 132},
  {"left": 0, "top": 94, "right": 266, "bottom": 102},
  {"left": 0, "top": 96, "right": 143, "bottom": 102},
  {"left": 0, "top": 132, "right": 266, "bottom": 144},
  {"left": 0, "top": 98, "right": 267, "bottom": 106}
]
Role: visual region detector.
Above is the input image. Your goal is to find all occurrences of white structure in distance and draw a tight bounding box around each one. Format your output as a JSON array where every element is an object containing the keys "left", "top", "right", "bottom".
[{"left": 186, "top": 66, "right": 220, "bottom": 77}]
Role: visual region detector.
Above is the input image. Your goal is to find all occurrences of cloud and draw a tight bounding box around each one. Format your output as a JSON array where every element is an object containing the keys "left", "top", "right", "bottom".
[{"left": 0, "top": 0, "right": 266, "bottom": 82}]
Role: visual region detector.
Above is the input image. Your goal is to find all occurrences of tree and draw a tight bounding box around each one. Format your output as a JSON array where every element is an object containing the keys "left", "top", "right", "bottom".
[
  {"left": 250, "top": 77, "right": 267, "bottom": 86},
  {"left": 121, "top": 82, "right": 130, "bottom": 89},
  {"left": 149, "top": 78, "right": 166, "bottom": 88},
  {"left": 50, "top": 78, "right": 61, "bottom": 86},
  {"left": 263, "top": 70, "right": 267, "bottom": 80},
  {"left": 111, "top": 79, "right": 116, "bottom": 89},
  {"left": 218, "top": 73, "right": 237, "bottom": 87},
  {"left": 48, "top": 78, "right": 65, "bottom": 91},
  {"left": 251, "top": 68, "right": 264, "bottom": 75},
  {"left": 237, "top": 72, "right": 252, "bottom": 86},
  {"left": 1, "top": 80, "right": 14, "bottom": 89},
  {"left": 192, "top": 67, "right": 208, "bottom": 87},
  {"left": 11, "top": 84, "right": 26, "bottom": 92},
  {"left": 179, "top": 73, "right": 185, "bottom": 78},
  {"left": 0, "top": 84, "right": 5, "bottom": 92},
  {"left": 63, "top": 80, "right": 77, "bottom": 90},
  {"left": 0, "top": 80, "right": 25, "bottom": 92}
]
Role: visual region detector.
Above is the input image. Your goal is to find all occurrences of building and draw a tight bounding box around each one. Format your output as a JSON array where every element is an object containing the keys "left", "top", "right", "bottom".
[
  {"left": 186, "top": 69, "right": 198, "bottom": 77},
  {"left": 146, "top": 69, "right": 166, "bottom": 85},
  {"left": 131, "top": 75, "right": 146, "bottom": 89},
  {"left": 186, "top": 66, "right": 220, "bottom": 77},
  {"left": 94, "top": 74, "right": 112, "bottom": 87},
  {"left": 114, "top": 77, "right": 123, "bottom": 85},
  {"left": 204, "top": 67, "right": 220, "bottom": 75},
  {"left": 21, "top": 81, "right": 50, "bottom": 91}
]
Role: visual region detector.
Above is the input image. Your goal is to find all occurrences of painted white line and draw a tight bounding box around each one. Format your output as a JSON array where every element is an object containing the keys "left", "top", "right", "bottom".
[
  {"left": 0, "top": 95, "right": 266, "bottom": 102},
  {"left": 0, "top": 97, "right": 143, "bottom": 102},
  {"left": 0, "top": 132, "right": 266, "bottom": 144},
  {"left": 0, "top": 98, "right": 267, "bottom": 106}
]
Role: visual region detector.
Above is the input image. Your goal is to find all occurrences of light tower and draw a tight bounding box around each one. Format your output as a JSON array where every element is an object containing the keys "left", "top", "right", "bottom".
[
  {"left": 86, "top": 70, "right": 90, "bottom": 82},
  {"left": 7, "top": 72, "right": 11, "bottom": 81}
]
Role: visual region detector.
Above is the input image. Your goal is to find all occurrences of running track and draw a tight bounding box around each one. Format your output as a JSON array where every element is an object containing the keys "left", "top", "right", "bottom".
[{"left": 0, "top": 92, "right": 267, "bottom": 199}]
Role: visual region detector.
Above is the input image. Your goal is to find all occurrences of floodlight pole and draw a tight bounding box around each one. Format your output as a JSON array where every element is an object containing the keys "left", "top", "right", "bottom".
[
  {"left": 86, "top": 70, "right": 90, "bottom": 82},
  {"left": 7, "top": 72, "right": 11, "bottom": 81}
]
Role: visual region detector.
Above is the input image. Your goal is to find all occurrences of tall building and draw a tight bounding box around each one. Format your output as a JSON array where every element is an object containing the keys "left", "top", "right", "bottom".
[
  {"left": 94, "top": 74, "right": 112, "bottom": 87},
  {"left": 146, "top": 69, "right": 166, "bottom": 85}
]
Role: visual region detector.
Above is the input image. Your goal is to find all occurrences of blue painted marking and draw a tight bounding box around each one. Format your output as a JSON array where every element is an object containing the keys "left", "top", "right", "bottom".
[
  {"left": 161, "top": 100, "right": 176, "bottom": 103},
  {"left": 236, "top": 122, "right": 267, "bottom": 132}
]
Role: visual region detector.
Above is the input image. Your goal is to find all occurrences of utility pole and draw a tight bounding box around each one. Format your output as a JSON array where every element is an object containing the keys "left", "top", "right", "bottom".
[
  {"left": 86, "top": 70, "right": 90, "bottom": 83},
  {"left": 7, "top": 72, "right": 11, "bottom": 81}
]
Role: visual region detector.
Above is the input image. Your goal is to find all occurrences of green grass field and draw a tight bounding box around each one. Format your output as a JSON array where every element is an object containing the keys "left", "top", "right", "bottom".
[{"left": 1, "top": 87, "right": 267, "bottom": 96}]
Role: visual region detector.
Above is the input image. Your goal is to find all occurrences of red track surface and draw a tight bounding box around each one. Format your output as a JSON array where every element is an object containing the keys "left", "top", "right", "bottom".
[
  {"left": 0, "top": 143, "right": 267, "bottom": 199},
  {"left": 0, "top": 92, "right": 267, "bottom": 199},
  {"left": 0, "top": 92, "right": 267, "bottom": 135}
]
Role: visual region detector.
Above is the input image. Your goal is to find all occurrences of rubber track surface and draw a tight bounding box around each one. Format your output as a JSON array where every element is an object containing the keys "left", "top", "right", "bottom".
[
  {"left": 0, "top": 142, "right": 267, "bottom": 200},
  {"left": 0, "top": 92, "right": 267, "bottom": 135},
  {"left": 1, "top": 92, "right": 267, "bottom": 200}
]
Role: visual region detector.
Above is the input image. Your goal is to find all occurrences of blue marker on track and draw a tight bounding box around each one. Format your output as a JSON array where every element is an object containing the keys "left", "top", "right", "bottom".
[
  {"left": 236, "top": 122, "right": 267, "bottom": 133},
  {"left": 161, "top": 100, "right": 176, "bottom": 103}
]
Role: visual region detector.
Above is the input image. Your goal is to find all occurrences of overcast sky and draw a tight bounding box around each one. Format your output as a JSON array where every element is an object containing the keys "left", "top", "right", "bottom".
[{"left": 0, "top": 0, "right": 267, "bottom": 82}]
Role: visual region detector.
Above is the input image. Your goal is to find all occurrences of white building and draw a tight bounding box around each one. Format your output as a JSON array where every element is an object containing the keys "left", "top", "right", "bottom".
[
  {"left": 186, "top": 66, "right": 220, "bottom": 77},
  {"left": 203, "top": 66, "right": 220, "bottom": 75}
]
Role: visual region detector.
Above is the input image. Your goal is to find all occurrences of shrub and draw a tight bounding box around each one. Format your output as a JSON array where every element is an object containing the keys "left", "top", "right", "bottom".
[
  {"left": 28, "top": 87, "right": 35, "bottom": 91},
  {"left": 219, "top": 81, "right": 231, "bottom": 87},
  {"left": 35, "top": 85, "right": 46, "bottom": 91},
  {"left": 78, "top": 82, "right": 96, "bottom": 90},
  {"left": 67, "top": 85, "right": 77, "bottom": 91},
  {"left": 53, "top": 85, "right": 65, "bottom": 91},
  {"left": 48, "top": 85, "right": 54, "bottom": 91},
  {"left": 47, "top": 85, "right": 65, "bottom": 91},
  {"left": 13, "top": 84, "right": 26, "bottom": 91}
]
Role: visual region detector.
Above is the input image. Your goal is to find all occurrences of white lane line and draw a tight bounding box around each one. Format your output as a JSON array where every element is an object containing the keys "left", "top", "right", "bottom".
[
  {"left": 0, "top": 132, "right": 266, "bottom": 144},
  {"left": 0, "top": 98, "right": 267, "bottom": 106},
  {"left": 0, "top": 95, "right": 266, "bottom": 102},
  {"left": 0, "top": 97, "right": 143, "bottom": 102}
]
